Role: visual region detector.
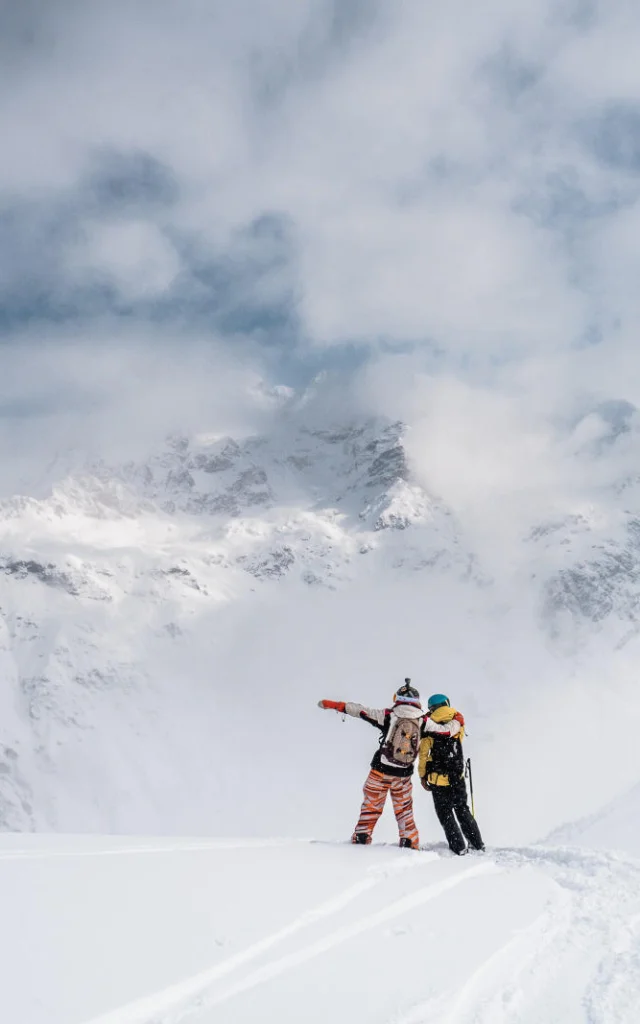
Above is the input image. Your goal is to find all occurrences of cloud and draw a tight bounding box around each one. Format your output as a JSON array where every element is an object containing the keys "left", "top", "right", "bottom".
[
  {"left": 1, "top": 0, "right": 640, "bottom": 448},
  {"left": 0, "top": 327, "right": 272, "bottom": 497},
  {"left": 66, "top": 220, "right": 182, "bottom": 301},
  {"left": 354, "top": 334, "right": 640, "bottom": 580}
]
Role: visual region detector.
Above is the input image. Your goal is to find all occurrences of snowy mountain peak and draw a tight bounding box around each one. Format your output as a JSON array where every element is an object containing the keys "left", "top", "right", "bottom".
[{"left": 3, "top": 405, "right": 640, "bottom": 838}]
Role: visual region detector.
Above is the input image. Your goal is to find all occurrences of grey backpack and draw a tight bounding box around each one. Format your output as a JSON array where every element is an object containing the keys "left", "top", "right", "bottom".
[{"left": 382, "top": 712, "right": 421, "bottom": 766}]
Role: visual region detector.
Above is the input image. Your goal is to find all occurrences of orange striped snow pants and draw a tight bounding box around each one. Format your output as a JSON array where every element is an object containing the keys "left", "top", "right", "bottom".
[{"left": 352, "top": 769, "right": 419, "bottom": 848}]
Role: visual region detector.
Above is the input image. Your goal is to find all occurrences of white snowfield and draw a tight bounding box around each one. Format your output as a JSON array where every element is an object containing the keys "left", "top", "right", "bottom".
[{"left": 3, "top": 834, "right": 640, "bottom": 1024}]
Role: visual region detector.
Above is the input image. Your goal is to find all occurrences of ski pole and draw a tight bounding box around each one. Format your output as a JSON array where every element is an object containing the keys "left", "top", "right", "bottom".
[{"left": 465, "top": 757, "right": 475, "bottom": 818}]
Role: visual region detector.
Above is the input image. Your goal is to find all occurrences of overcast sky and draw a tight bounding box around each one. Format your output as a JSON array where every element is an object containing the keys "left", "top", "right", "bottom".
[{"left": 2, "top": 0, "right": 640, "bottom": 499}]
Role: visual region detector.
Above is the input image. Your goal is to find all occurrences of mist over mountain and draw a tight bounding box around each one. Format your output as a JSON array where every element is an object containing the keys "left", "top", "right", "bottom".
[{"left": 1, "top": 373, "right": 639, "bottom": 846}]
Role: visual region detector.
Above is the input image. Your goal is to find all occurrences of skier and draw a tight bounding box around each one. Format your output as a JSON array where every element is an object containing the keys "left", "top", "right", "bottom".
[
  {"left": 317, "top": 680, "right": 462, "bottom": 849},
  {"left": 418, "top": 693, "right": 484, "bottom": 856}
]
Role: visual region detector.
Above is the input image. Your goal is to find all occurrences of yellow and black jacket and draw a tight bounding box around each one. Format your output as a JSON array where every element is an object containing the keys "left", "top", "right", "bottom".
[{"left": 418, "top": 706, "right": 465, "bottom": 788}]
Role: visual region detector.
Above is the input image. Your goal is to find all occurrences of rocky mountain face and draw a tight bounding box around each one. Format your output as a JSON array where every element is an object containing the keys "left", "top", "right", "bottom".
[
  {"left": 2, "top": 416, "right": 472, "bottom": 587},
  {"left": 1, "top": 404, "right": 639, "bottom": 835}
]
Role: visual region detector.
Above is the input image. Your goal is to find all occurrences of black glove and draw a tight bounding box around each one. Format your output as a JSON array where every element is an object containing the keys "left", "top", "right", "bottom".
[{"left": 420, "top": 776, "right": 431, "bottom": 791}]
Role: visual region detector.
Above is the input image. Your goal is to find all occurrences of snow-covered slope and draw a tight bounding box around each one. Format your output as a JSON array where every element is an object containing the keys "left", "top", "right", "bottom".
[
  {"left": 546, "top": 783, "right": 640, "bottom": 858},
  {"left": 2, "top": 390, "right": 640, "bottom": 844},
  {"left": 3, "top": 834, "right": 639, "bottom": 1024}
]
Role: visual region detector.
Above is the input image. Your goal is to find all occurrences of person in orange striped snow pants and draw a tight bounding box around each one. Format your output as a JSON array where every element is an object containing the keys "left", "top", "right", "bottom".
[
  {"left": 318, "top": 680, "right": 430, "bottom": 850},
  {"left": 352, "top": 769, "right": 419, "bottom": 848}
]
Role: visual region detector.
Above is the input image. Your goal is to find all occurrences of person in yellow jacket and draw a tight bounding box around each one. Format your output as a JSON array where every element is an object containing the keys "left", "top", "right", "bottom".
[{"left": 418, "top": 693, "right": 484, "bottom": 856}]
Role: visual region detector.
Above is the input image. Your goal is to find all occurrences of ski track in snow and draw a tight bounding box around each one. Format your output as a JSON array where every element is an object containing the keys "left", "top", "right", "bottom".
[
  {"left": 183, "top": 861, "right": 497, "bottom": 1022},
  {"left": 389, "top": 891, "right": 572, "bottom": 1024},
  {"left": 80, "top": 843, "right": 640, "bottom": 1024},
  {"left": 393, "top": 845, "right": 640, "bottom": 1024},
  {"left": 81, "top": 848, "right": 457, "bottom": 1024},
  {"left": 499, "top": 846, "right": 640, "bottom": 1024},
  {"left": 7, "top": 838, "right": 640, "bottom": 1024}
]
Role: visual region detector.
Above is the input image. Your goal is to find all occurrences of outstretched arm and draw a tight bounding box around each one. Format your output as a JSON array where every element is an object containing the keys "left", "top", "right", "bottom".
[
  {"left": 422, "top": 717, "right": 462, "bottom": 737},
  {"left": 317, "top": 701, "right": 386, "bottom": 728}
]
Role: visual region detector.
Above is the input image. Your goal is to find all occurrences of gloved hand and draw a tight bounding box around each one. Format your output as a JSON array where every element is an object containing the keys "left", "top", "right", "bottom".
[
  {"left": 420, "top": 776, "right": 431, "bottom": 791},
  {"left": 317, "top": 699, "right": 346, "bottom": 712},
  {"left": 454, "top": 711, "right": 465, "bottom": 727}
]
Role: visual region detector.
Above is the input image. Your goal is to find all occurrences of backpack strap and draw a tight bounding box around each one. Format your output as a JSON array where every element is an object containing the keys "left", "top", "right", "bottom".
[
  {"left": 377, "top": 710, "right": 393, "bottom": 746},
  {"left": 360, "top": 709, "right": 387, "bottom": 730}
]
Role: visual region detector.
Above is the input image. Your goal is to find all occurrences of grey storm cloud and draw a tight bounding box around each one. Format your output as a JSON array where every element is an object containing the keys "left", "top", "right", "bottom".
[{"left": 1, "top": 0, "right": 640, "bottom": 487}]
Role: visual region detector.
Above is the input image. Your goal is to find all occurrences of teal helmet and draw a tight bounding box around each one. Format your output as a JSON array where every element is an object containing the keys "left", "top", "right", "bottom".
[{"left": 427, "top": 693, "right": 450, "bottom": 711}]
